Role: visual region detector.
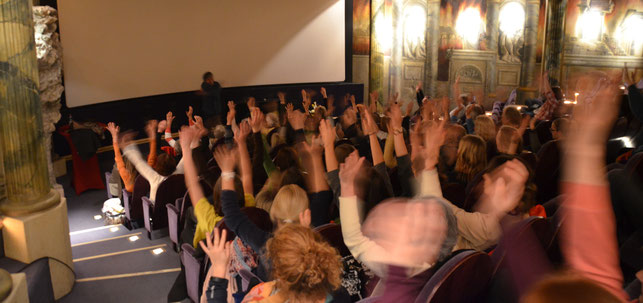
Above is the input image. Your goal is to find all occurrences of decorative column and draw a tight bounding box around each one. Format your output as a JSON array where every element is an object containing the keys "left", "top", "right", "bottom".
[
  {"left": 0, "top": 0, "right": 59, "bottom": 216},
  {"left": 543, "top": 0, "right": 567, "bottom": 83},
  {"left": 0, "top": 0, "right": 73, "bottom": 299},
  {"left": 390, "top": 0, "right": 403, "bottom": 95},
  {"left": 518, "top": 0, "right": 541, "bottom": 103},
  {"left": 424, "top": 0, "right": 440, "bottom": 97},
  {"left": 486, "top": 0, "right": 500, "bottom": 53}
]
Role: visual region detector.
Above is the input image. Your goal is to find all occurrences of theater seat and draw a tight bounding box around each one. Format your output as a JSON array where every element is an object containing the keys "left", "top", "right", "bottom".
[
  {"left": 142, "top": 174, "right": 186, "bottom": 239},
  {"left": 57, "top": 125, "right": 104, "bottom": 195}
]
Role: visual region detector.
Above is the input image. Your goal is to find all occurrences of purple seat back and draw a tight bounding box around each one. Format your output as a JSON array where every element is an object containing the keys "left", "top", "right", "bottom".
[
  {"left": 122, "top": 189, "right": 132, "bottom": 221},
  {"left": 491, "top": 217, "right": 555, "bottom": 273},
  {"left": 314, "top": 223, "right": 351, "bottom": 257},
  {"left": 179, "top": 179, "right": 212, "bottom": 230},
  {"left": 414, "top": 250, "right": 493, "bottom": 303},
  {"left": 146, "top": 174, "right": 187, "bottom": 231},
  {"left": 128, "top": 175, "right": 149, "bottom": 221},
  {"left": 180, "top": 243, "right": 204, "bottom": 303}
]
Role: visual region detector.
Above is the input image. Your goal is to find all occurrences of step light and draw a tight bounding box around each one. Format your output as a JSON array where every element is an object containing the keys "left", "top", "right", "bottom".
[
  {"left": 109, "top": 226, "right": 119, "bottom": 232},
  {"left": 93, "top": 215, "right": 102, "bottom": 220},
  {"left": 152, "top": 248, "right": 165, "bottom": 255},
  {"left": 128, "top": 235, "right": 139, "bottom": 242}
]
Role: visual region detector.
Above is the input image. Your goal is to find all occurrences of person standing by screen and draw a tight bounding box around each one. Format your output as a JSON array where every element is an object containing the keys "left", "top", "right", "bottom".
[{"left": 201, "top": 71, "right": 222, "bottom": 126}]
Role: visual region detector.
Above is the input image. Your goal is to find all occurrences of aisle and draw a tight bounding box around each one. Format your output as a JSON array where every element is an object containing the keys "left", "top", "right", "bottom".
[{"left": 56, "top": 175, "right": 185, "bottom": 303}]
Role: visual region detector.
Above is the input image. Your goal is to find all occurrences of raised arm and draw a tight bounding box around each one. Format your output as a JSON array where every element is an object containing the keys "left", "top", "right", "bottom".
[
  {"left": 145, "top": 120, "right": 158, "bottom": 167},
  {"left": 200, "top": 228, "right": 232, "bottom": 303},
  {"left": 107, "top": 122, "right": 134, "bottom": 192},
  {"left": 560, "top": 76, "right": 628, "bottom": 300},
  {"left": 120, "top": 132, "right": 165, "bottom": 187},
  {"left": 358, "top": 104, "right": 384, "bottom": 166},
  {"left": 339, "top": 151, "right": 388, "bottom": 274},
  {"left": 179, "top": 126, "right": 205, "bottom": 206},
  {"left": 234, "top": 119, "right": 254, "bottom": 199}
]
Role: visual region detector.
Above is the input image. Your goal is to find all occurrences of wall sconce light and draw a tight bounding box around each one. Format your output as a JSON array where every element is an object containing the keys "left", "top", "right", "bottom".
[
  {"left": 499, "top": 2, "right": 525, "bottom": 39},
  {"left": 616, "top": 11, "right": 643, "bottom": 55},
  {"left": 374, "top": 12, "right": 393, "bottom": 53},
  {"left": 576, "top": 8, "right": 605, "bottom": 43},
  {"left": 455, "top": 6, "right": 484, "bottom": 47},
  {"left": 403, "top": 5, "right": 426, "bottom": 45}
]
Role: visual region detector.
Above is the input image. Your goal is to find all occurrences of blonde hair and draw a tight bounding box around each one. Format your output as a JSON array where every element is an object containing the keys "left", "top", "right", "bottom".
[
  {"left": 496, "top": 125, "right": 521, "bottom": 155},
  {"left": 270, "top": 184, "right": 309, "bottom": 226},
  {"left": 474, "top": 115, "right": 497, "bottom": 142},
  {"left": 266, "top": 224, "right": 342, "bottom": 301},
  {"left": 454, "top": 135, "right": 487, "bottom": 182}
]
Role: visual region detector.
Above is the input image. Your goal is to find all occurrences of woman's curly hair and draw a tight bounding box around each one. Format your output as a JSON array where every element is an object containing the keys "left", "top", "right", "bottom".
[{"left": 266, "top": 224, "right": 342, "bottom": 301}]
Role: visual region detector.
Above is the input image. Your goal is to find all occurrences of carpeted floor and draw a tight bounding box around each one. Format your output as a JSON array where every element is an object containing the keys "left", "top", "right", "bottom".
[{"left": 56, "top": 174, "right": 188, "bottom": 303}]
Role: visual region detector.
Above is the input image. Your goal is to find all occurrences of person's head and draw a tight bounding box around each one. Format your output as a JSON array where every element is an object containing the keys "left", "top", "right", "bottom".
[
  {"left": 266, "top": 224, "right": 342, "bottom": 301},
  {"left": 522, "top": 273, "right": 623, "bottom": 303},
  {"left": 314, "top": 106, "right": 327, "bottom": 120},
  {"left": 265, "top": 112, "right": 280, "bottom": 129},
  {"left": 273, "top": 146, "right": 299, "bottom": 171},
  {"left": 278, "top": 166, "right": 307, "bottom": 192},
  {"left": 454, "top": 135, "right": 487, "bottom": 183},
  {"left": 202, "top": 71, "right": 213, "bottom": 84},
  {"left": 212, "top": 176, "right": 245, "bottom": 214},
  {"left": 441, "top": 124, "right": 467, "bottom": 167},
  {"left": 361, "top": 197, "right": 458, "bottom": 275},
  {"left": 212, "top": 125, "right": 226, "bottom": 139},
  {"left": 496, "top": 125, "right": 522, "bottom": 155},
  {"left": 270, "top": 184, "right": 309, "bottom": 227},
  {"left": 474, "top": 115, "right": 497, "bottom": 142},
  {"left": 550, "top": 118, "right": 569, "bottom": 140},
  {"left": 502, "top": 106, "right": 522, "bottom": 128},
  {"left": 153, "top": 153, "right": 177, "bottom": 176},
  {"left": 467, "top": 104, "right": 485, "bottom": 120}
]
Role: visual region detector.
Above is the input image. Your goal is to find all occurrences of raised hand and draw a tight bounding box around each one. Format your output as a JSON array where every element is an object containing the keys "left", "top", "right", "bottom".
[
  {"left": 350, "top": 94, "right": 357, "bottom": 109},
  {"left": 118, "top": 131, "right": 137, "bottom": 149},
  {"left": 277, "top": 91, "right": 286, "bottom": 105},
  {"left": 387, "top": 101, "right": 403, "bottom": 131},
  {"left": 339, "top": 150, "right": 365, "bottom": 197},
  {"left": 320, "top": 87, "right": 327, "bottom": 99},
  {"left": 287, "top": 107, "right": 306, "bottom": 130},
  {"left": 422, "top": 119, "right": 446, "bottom": 169},
  {"left": 249, "top": 107, "right": 264, "bottom": 133},
  {"left": 299, "top": 209, "right": 312, "bottom": 227},
  {"left": 213, "top": 145, "right": 238, "bottom": 173},
  {"left": 107, "top": 122, "right": 120, "bottom": 141},
  {"left": 342, "top": 107, "right": 358, "bottom": 127},
  {"left": 199, "top": 228, "right": 231, "bottom": 279},
  {"left": 226, "top": 101, "right": 236, "bottom": 125},
  {"left": 166, "top": 111, "right": 175, "bottom": 126},
  {"left": 186, "top": 106, "right": 194, "bottom": 121},
  {"left": 405, "top": 101, "right": 414, "bottom": 117},
  {"left": 247, "top": 97, "right": 256, "bottom": 110},
  {"left": 302, "top": 91, "right": 312, "bottom": 112},
  {"left": 478, "top": 159, "right": 529, "bottom": 217},
  {"left": 145, "top": 119, "right": 158, "bottom": 138},
  {"left": 416, "top": 81, "right": 422, "bottom": 93},
  {"left": 358, "top": 104, "right": 378, "bottom": 135},
  {"left": 179, "top": 125, "right": 198, "bottom": 152},
  {"left": 234, "top": 120, "right": 251, "bottom": 144},
  {"left": 319, "top": 119, "right": 336, "bottom": 149}
]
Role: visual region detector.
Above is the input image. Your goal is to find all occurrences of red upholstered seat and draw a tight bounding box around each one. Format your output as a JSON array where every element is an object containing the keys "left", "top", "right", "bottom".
[{"left": 57, "top": 125, "right": 105, "bottom": 195}]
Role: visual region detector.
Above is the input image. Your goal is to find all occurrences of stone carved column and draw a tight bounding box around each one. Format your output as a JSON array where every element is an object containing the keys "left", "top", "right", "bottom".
[
  {"left": 518, "top": 0, "right": 541, "bottom": 103},
  {"left": 33, "top": 6, "right": 63, "bottom": 189},
  {"left": 543, "top": 0, "right": 567, "bottom": 82},
  {"left": 424, "top": 0, "right": 440, "bottom": 97},
  {"left": 0, "top": 0, "right": 59, "bottom": 216},
  {"left": 486, "top": 0, "right": 500, "bottom": 53}
]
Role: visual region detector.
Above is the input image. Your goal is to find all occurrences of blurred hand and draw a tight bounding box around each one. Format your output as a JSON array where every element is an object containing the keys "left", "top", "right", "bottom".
[
  {"left": 319, "top": 119, "right": 336, "bottom": 149},
  {"left": 287, "top": 107, "right": 306, "bottom": 130},
  {"left": 226, "top": 101, "right": 236, "bottom": 125},
  {"left": 478, "top": 159, "right": 529, "bottom": 217},
  {"left": 339, "top": 150, "right": 365, "bottom": 197},
  {"left": 327, "top": 95, "right": 336, "bottom": 116},
  {"left": 299, "top": 209, "right": 312, "bottom": 227},
  {"left": 145, "top": 120, "right": 158, "bottom": 138},
  {"left": 234, "top": 120, "right": 251, "bottom": 145},
  {"left": 387, "top": 101, "right": 403, "bottom": 130},
  {"left": 199, "top": 228, "right": 231, "bottom": 279},
  {"left": 213, "top": 145, "right": 238, "bottom": 173},
  {"left": 277, "top": 91, "right": 286, "bottom": 105},
  {"left": 186, "top": 106, "right": 193, "bottom": 120},
  {"left": 166, "top": 111, "right": 175, "bottom": 126},
  {"left": 350, "top": 94, "right": 357, "bottom": 109},
  {"left": 320, "top": 87, "right": 327, "bottom": 99},
  {"left": 118, "top": 131, "right": 137, "bottom": 149},
  {"left": 247, "top": 97, "right": 256, "bottom": 109},
  {"left": 422, "top": 119, "right": 446, "bottom": 169},
  {"left": 179, "top": 125, "right": 197, "bottom": 152},
  {"left": 249, "top": 107, "right": 264, "bottom": 133}
]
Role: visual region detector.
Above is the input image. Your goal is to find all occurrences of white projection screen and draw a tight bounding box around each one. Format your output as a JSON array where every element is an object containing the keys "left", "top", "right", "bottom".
[{"left": 57, "top": 0, "right": 346, "bottom": 107}]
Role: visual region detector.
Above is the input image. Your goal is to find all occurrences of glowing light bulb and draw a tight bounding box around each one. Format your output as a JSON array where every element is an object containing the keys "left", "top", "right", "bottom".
[
  {"left": 499, "top": 2, "right": 525, "bottom": 38},
  {"left": 577, "top": 9, "right": 604, "bottom": 43}
]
